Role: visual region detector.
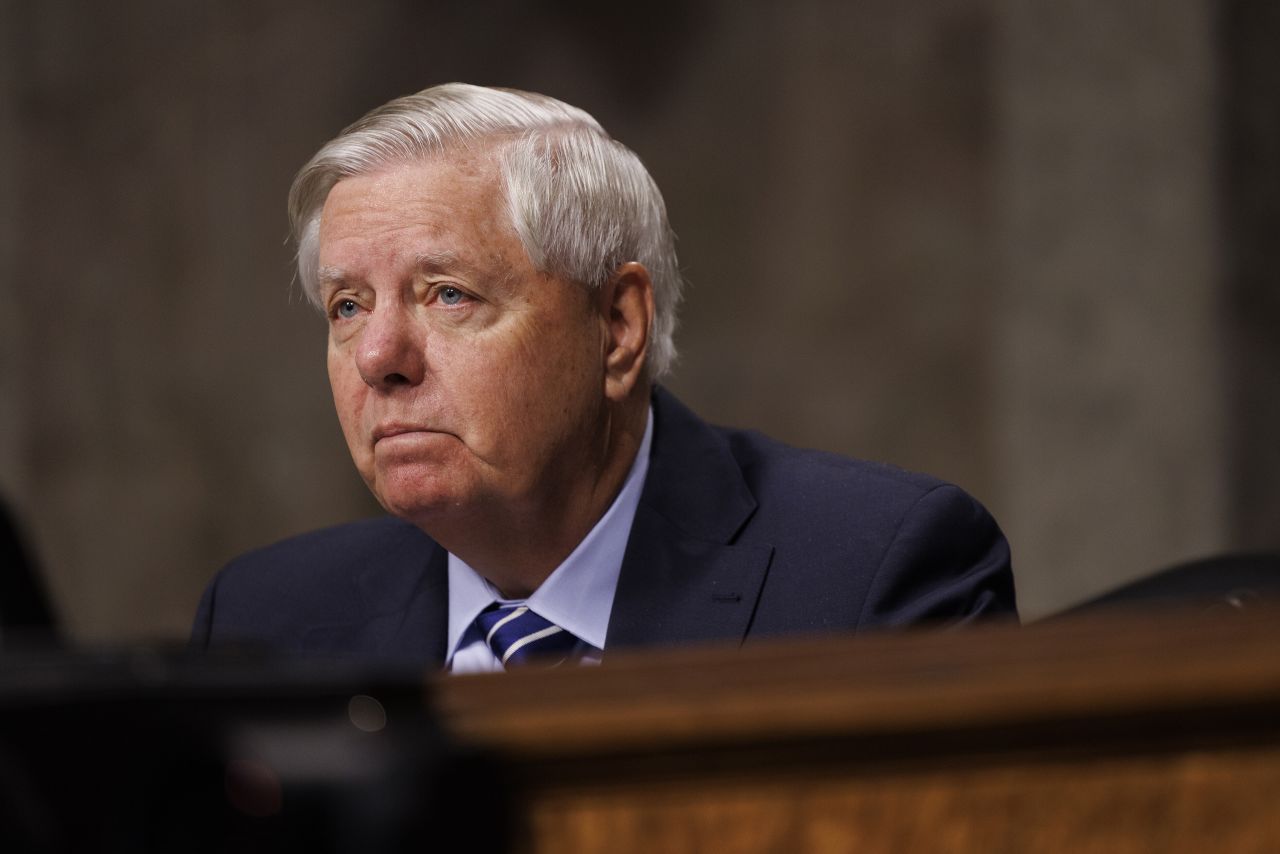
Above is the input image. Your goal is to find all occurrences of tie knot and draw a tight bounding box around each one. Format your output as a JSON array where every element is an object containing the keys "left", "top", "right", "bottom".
[{"left": 474, "top": 604, "right": 579, "bottom": 668}]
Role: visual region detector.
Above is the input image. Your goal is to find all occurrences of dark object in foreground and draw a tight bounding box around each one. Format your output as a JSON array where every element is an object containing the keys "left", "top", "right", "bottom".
[
  {"left": 1061, "top": 552, "right": 1280, "bottom": 615},
  {"left": 0, "top": 650, "right": 505, "bottom": 854},
  {"left": 0, "top": 499, "right": 60, "bottom": 648}
]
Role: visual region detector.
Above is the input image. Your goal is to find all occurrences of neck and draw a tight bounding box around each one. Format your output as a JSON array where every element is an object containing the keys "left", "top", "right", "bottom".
[{"left": 425, "top": 389, "right": 650, "bottom": 599}]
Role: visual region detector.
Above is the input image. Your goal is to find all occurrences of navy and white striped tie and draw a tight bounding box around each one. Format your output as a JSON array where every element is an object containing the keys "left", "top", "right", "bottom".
[{"left": 474, "top": 603, "right": 580, "bottom": 668}]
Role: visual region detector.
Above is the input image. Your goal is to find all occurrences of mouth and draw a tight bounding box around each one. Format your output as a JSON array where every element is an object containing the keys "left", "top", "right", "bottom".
[{"left": 372, "top": 424, "right": 435, "bottom": 443}]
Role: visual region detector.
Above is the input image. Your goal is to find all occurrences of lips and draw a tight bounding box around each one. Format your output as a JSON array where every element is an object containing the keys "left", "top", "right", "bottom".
[{"left": 372, "top": 423, "right": 431, "bottom": 443}]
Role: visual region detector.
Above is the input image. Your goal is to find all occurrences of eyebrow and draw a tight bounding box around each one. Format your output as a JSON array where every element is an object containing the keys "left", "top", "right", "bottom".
[
  {"left": 414, "top": 250, "right": 465, "bottom": 275},
  {"left": 317, "top": 265, "right": 346, "bottom": 288}
]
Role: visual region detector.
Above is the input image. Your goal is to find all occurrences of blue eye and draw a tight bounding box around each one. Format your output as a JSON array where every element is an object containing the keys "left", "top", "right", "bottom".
[
  {"left": 439, "top": 286, "right": 465, "bottom": 306},
  {"left": 335, "top": 299, "right": 359, "bottom": 319}
]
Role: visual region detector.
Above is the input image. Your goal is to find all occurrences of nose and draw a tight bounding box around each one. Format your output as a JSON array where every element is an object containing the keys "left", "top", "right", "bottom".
[{"left": 354, "top": 303, "right": 426, "bottom": 390}]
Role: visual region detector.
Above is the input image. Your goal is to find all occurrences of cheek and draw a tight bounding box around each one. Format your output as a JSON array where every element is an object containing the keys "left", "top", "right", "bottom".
[
  {"left": 440, "top": 326, "right": 586, "bottom": 448},
  {"left": 328, "top": 353, "right": 366, "bottom": 432},
  {"left": 513, "top": 321, "right": 592, "bottom": 395},
  {"left": 442, "top": 346, "right": 531, "bottom": 434},
  {"left": 508, "top": 321, "right": 603, "bottom": 426},
  {"left": 538, "top": 316, "right": 603, "bottom": 389}
]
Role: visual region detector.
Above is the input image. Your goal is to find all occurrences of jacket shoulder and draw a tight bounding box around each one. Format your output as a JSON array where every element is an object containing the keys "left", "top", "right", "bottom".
[
  {"left": 711, "top": 425, "right": 1016, "bottom": 627},
  {"left": 220, "top": 516, "right": 430, "bottom": 582},
  {"left": 721, "top": 424, "right": 947, "bottom": 509},
  {"left": 190, "top": 517, "right": 438, "bottom": 650}
]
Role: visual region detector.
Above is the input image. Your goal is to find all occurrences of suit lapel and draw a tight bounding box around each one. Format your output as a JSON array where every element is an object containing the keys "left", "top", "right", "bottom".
[{"left": 606, "top": 388, "right": 774, "bottom": 652}]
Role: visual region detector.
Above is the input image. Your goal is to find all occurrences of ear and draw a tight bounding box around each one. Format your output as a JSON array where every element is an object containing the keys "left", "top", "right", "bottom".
[{"left": 599, "top": 261, "right": 654, "bottom": 402}]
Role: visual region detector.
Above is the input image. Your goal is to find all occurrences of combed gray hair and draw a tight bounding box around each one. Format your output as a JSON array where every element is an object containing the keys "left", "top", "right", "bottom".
[{"left": 288, "top": 83, "right": 683, "bottom": 378}]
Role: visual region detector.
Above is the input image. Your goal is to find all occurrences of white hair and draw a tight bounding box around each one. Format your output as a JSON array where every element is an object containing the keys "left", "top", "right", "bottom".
[{"left": 288, "top": 83, "right": 683, "bottom": 378}]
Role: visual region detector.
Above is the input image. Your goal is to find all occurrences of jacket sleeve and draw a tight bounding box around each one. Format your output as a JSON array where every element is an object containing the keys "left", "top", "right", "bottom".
[{"left": 857, "top": 484, "right": 1017, "bottom": 628}]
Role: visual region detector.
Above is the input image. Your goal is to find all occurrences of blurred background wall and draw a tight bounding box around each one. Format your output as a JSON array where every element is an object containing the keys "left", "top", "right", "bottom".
[{"left": 0, "top": 0, "right": 1275, "bottom": 641}]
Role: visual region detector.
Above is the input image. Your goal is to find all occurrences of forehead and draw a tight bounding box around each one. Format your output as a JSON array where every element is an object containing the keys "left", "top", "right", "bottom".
[{"left": 317, "top": 154, "right": 519, "bottom": 275}]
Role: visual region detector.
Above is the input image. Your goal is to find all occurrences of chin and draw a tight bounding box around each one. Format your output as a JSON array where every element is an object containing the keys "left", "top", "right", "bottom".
[
  {"left": 375, "top": 488, "right": 459, "bottom": 522},
  {"left": 371, "top": 471, "right": 473, "bottom": 526}
]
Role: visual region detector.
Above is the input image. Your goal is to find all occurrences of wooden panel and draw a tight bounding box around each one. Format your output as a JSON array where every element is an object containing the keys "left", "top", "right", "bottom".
[
  {"left": 529, "top": 749, "right": 1280, "bottom": 853},
  {"left": 435, "top": 607, "right": 1280, "bottom": 852}
]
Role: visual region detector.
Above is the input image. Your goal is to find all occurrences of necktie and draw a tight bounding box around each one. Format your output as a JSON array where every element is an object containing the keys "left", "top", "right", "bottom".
[{"left": 474, "top": 603, "right": 580, "bottom": 668}]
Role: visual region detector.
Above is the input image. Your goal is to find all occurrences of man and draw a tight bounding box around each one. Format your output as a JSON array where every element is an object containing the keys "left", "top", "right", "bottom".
[{"left": 192, "top": 83, "right": 1015, "bottom": 671}]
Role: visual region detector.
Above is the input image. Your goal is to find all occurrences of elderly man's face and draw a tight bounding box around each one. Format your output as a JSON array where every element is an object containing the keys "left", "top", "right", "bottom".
[{"left": 317, "top": 155, "right": 609, "bottom": 532}]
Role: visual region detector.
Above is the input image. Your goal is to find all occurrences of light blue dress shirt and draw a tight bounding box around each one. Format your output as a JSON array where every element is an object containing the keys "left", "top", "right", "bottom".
[{"left": 446, "top": 408, "right": 654, "bottom": 673}]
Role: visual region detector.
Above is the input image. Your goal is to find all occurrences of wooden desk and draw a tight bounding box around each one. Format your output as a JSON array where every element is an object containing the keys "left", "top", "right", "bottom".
[{"left": 437, "top": 608, "right": 1280, "bottom": 852}]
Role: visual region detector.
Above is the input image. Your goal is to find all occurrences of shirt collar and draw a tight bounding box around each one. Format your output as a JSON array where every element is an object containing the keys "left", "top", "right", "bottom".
[{"left": 445, "top": 407, "right": 654, "bottom": 664}]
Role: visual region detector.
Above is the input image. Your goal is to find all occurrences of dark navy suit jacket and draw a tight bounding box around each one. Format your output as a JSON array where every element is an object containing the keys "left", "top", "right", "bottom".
[{"left": 191, "top": 388, "right": 1016, "bottom": 666}]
